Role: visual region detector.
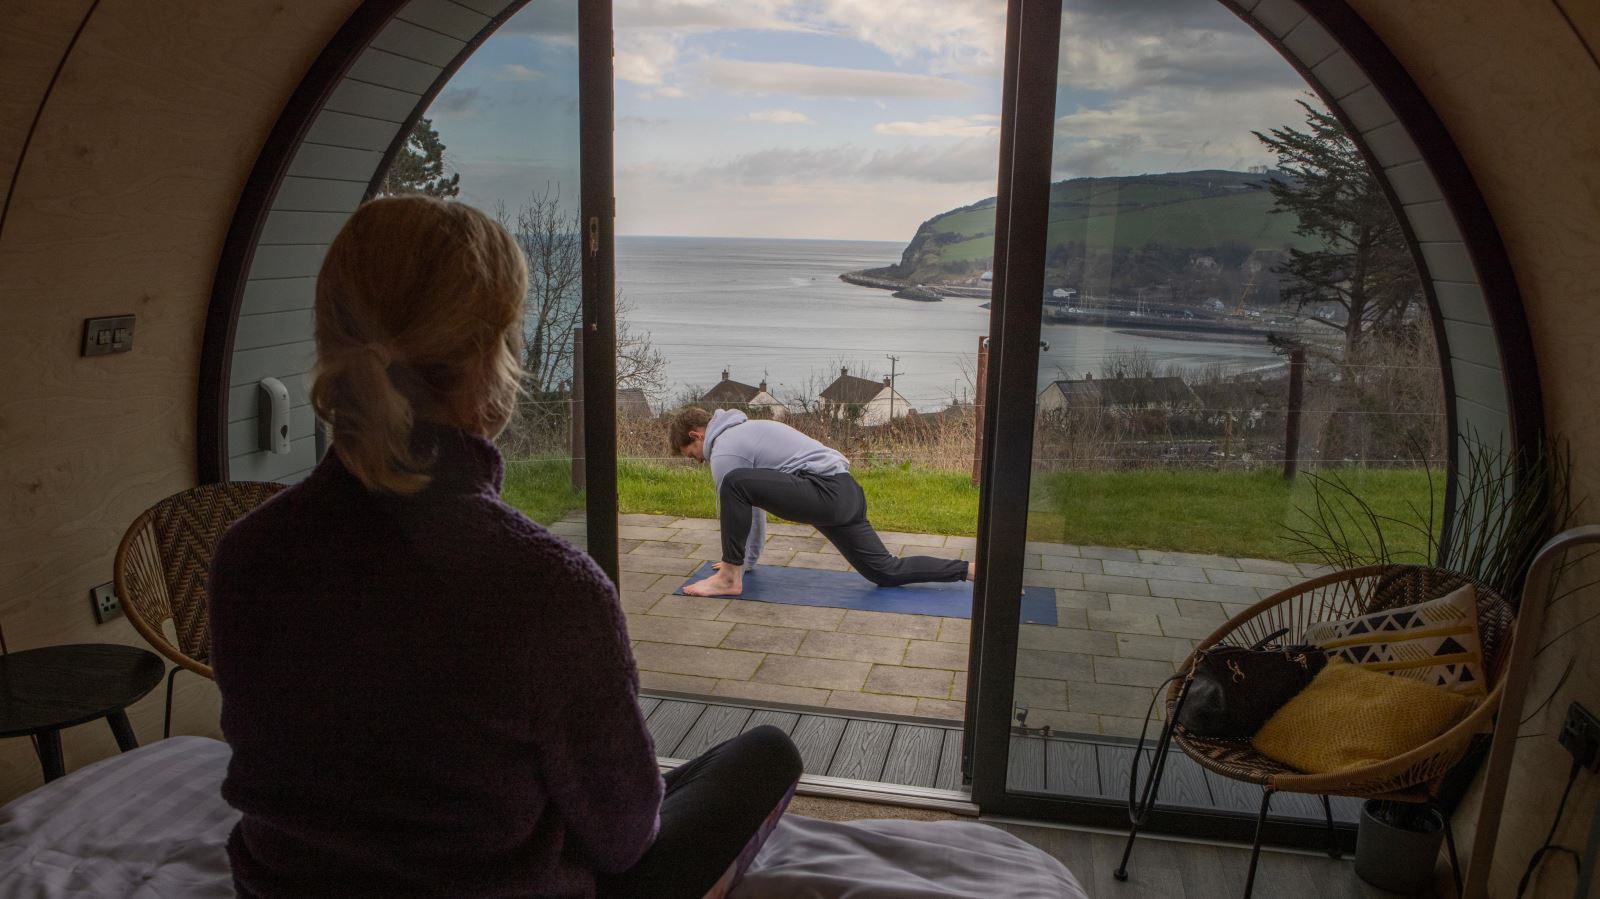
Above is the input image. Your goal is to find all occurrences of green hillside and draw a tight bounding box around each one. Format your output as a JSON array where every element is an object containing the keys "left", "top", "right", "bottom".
[{"left": 883, "top": 170, "right": 1318, "bottom": 286}]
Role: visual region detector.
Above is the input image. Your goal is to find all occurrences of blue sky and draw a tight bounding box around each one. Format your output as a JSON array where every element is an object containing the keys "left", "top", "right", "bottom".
[{"left": 427, "top": 0, "right": 1310, "bottom": 242}]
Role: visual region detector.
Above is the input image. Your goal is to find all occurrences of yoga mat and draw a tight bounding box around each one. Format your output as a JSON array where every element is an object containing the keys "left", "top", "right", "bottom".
[{"left": 675, "top": 562, "right": 1059, "bottom": 625}]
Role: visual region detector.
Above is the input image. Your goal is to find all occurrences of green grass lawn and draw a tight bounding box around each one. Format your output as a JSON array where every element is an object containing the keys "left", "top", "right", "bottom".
[{"left": 503, "top": 458, "right": 1442, "bottom": 562}]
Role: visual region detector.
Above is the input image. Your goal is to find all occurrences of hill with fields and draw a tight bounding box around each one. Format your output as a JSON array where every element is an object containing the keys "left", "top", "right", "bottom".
[{"left": 872, "top": 170, "right": 1320, "bottom": 305}]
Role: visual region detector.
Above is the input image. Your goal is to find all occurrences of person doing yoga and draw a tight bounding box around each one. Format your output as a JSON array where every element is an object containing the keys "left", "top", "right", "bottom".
[{"left": 670, "top": 407, "right": 974, "bottom": 597}]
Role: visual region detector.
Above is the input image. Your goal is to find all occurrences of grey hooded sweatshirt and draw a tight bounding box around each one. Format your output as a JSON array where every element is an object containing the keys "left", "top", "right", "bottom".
[{"left": 704, "top": 409, "right": 849, "bottom": 568}]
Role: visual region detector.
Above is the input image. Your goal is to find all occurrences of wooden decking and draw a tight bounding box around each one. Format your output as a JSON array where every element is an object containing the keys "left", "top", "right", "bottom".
[{"left": 642, "top": 691, "right": 1360, "bottom": 827}]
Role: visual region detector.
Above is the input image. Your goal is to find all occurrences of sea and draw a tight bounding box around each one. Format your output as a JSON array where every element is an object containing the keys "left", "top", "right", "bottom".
[{"left": 616, "top": 235, "right": 1280, "bottom": 412}]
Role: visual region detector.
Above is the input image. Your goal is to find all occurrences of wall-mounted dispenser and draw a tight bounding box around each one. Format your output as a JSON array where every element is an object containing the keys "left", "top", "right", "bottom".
[{"left": 258, "top": 377, "right": 291, "bottom": 454}]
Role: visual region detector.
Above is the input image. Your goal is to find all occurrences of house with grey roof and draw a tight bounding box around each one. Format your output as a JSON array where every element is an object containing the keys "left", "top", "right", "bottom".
[
  {"left": 699, "top": 370, "right": 786, "bottom": 419},
  {"left": 818, "top": 367, "right": 911, "bottom": 426}
]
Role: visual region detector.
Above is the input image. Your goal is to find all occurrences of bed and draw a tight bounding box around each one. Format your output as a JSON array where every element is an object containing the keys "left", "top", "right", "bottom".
[{"left": 0, "top": 737, "right": 1086, "bottom": 898}]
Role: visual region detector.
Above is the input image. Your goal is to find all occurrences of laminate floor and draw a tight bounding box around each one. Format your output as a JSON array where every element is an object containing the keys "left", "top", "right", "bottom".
[{"left": 989, "top": 821, "right": 1419, "bottom": 899}]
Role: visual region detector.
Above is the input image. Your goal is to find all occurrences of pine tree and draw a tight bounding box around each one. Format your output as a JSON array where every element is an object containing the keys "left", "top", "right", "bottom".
[
  {"left": 378, "top": 117, "right": 460, "bottom": 198},
  {"left": 1255, "top": 101, "right": 1419, "bottom": 354}
]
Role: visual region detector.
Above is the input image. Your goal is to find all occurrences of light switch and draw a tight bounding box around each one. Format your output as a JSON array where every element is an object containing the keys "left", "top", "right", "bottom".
[{"left": 83, "top": 315, "right": 135, "bottom": 357}]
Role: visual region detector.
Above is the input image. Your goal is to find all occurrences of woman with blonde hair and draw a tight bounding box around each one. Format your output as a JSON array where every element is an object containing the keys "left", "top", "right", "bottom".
[{"left": 209, "top": 195, "right": 800, "bottom": 899}]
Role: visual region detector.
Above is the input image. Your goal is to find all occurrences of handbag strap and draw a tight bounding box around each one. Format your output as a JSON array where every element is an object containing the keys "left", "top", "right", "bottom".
[{"left": 1126, "top": 669, "right": 1191, "bottom": 826}]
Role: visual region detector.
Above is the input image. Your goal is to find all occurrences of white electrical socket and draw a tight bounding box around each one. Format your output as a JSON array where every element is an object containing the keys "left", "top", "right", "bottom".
[{"left": 91, "top": 582, "right": 122, "bottom": 623}]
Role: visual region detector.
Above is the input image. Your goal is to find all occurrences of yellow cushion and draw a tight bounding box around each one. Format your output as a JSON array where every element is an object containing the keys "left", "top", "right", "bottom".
[
  {"left": 1252, "top": 659, "right": 1474, "bottom": 774},
  {"left": 1301, "top": 584, "right": 1487, "bottom": 697}
]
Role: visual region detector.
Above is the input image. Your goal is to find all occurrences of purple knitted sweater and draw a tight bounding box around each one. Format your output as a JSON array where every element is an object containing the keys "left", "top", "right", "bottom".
[{"left": 209, "top": 427, "right": 663, "bottom": 898}]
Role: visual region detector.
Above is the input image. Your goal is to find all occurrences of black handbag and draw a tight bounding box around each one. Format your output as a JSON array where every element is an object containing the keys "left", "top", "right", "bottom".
[
  {"left": 1174, "top": 635, "right": 1328, "bottom": 741},
  {"left": 1123, "top": 629, "right": 1327, "bottom": 832}
]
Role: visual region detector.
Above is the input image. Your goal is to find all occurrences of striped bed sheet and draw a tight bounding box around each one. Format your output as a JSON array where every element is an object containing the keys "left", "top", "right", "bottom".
[{"left": 0, "top": 738, "right": 1085, "bottom": 898}]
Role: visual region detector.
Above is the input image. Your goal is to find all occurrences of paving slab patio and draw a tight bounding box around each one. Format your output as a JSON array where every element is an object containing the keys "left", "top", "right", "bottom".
[{"left": 579, "top": 514, "right": 1309, "bottom": 736}]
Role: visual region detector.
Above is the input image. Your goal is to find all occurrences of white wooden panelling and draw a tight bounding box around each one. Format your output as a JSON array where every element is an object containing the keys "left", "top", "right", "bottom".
[
  {"left": 288, "top": 143, "right": 387, "bottom": 183},
  {"left": 1251, "top": 0, "right": 1307, "bottom": 37},
  {"left": 397, "top": 0, "right": 491, "bottom": 42},
  {"left": 1433, "top": 280, "right": 1493, "bottom": 327},
  {"left": 229, "top": 375, "right": 310, "bottom": 424},
  {"left": 1451, "top": 358, "right": 1509, "bottom": 412},
  {"left": 273, "top": 176, "right": 369, "bottom": 213},
  {"left": 228, "top": 403, "right": 317, "bottom": 457},
  {"left": 1443, "top": 319, "right": 1500, "bottom": 368},
  {"left": 231, "top": 341, "right": 317, "bottom": 387},
  {"left": 1311, "top": 50, "right": 1368, "bottom": 100},
  {"left": 240, "top": 277, "right": 317, "bottom": 315},
  {"left": 1419, "top": 241, "right": 1477, "bottom": 285},
  {"left": 1384, "top": 161, "right": 1444, "bottom": 205},
  {"left": 325, "top": 79, "right": 422, "bottom": 123},
  {"left": 247, "top": 244, "right": 328, "bottom": 280},
  {"left": 234, "top": 309, "right": 316, "bottom": 351},
  {"left": 1403, "top": 201, "right": 1457, "bottom": 243},
  {"left": 346, "top": 48, "right": 444, "bottom": 95},
  {"left": 260, "top": 210, "right": 350, "bottom": 246},
  {"left": 1339, "top": 84, "right": 1397, "bottom": 133},
  {"left": 1456, "top": 397, "right": 1511, "bottom": 451},
  {"left": 1363, "top": 121, "right": 1421, "bottom": 168},
  {"left": 1282, "top": 17, "right": 1339, "bottom": 68},
  {"left": 304, "top": 109, "right": 405, "bottom": 152},
  {"left": 452, "top": 0, "right": 508, "bottom": 15},
  {"left": 229, "top": 435, "right": 317, "bottom": 481},
  {"left": 370, "top": 19, "right": 466, "bottom": 67}
]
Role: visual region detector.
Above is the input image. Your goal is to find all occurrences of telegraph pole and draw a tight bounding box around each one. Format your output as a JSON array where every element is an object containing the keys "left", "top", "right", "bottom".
[{"left": 886, "top": 354, "right": 900, "bottom": 423}]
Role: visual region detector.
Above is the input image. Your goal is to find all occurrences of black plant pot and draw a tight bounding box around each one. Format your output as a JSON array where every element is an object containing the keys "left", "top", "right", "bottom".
[{"left": 1354, "top": 800, "right": 1444, "bottom": 895}]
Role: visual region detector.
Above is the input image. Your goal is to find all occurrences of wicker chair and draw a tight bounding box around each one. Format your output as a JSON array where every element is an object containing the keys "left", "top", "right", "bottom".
[
  {"left": 113, "top": 482, "right": 286, "bottom": 738},
  {"left": 1116, "top": 564, "right": 1515, "bottom": 898}
]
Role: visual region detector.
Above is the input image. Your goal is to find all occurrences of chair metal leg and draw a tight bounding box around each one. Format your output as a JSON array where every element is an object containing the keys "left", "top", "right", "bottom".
[
  {"left": 1114, "top": 722, "right": 1177, "bottom": 881},
  {"left": 1442, "top": 805, "right": 1462, "bottom": 898},
  {"left": 163, "top": 666, "right": 181, "bottom": 739},
  {"left": 1243, "top": 788, "right": 1274, "bottom": 899},
  {"left": 1320, "top": 794, "right": 1341, "bottom": 858}
]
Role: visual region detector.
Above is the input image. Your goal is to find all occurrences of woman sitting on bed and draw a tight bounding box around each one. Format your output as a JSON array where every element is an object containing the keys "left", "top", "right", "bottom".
[{"left": 209, "top": 196, "right": 802, "bottom": 899}]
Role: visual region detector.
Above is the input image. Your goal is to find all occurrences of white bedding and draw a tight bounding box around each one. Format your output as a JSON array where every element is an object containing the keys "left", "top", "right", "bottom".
[{"left": 0, "top": 738, "right": 1085, "bottom": 899}]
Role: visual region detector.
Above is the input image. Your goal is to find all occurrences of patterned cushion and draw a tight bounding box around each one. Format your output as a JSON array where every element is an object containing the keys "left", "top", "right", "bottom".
[{"left": 1301, "top": 584, "right": 1486, "bottom": 697}]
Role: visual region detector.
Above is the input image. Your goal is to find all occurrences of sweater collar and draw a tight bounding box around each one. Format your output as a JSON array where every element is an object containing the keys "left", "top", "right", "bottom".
[
  {"left": 422, "top": 424, "right": 506, "bottom": 495},
  {"left": 316, "top": 423, "right": 505, "bottom": 496}
]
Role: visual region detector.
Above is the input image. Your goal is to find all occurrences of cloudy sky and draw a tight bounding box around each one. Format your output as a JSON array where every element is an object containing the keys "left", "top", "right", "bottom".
[{"left": 427, "top": 0, "right": 1311, "bottom": 242}]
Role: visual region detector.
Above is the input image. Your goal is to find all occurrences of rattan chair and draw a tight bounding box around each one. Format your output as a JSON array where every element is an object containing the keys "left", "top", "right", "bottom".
[
  {"left": 1116, "top": 563, "right": 1515, "bottom": 898},
  {"left": 113, "top": 481, "right": 286, "bottom": 738}
]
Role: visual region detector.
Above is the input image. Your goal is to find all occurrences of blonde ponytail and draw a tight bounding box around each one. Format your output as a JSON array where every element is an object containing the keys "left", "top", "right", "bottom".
[{"left": 311, "top": 196, "right": 528, "bottom": 494}]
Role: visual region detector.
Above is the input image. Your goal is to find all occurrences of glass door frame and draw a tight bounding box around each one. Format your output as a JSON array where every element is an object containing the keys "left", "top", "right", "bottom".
[
  {"left": 578, "top": 0, "right": 621, "bottom": 583},
  {"left": 965, "top": 1, "right": 1361, "bottom": 848},
  {"left": 963, "top": 0, "right": 1061, "bottom": 813}
]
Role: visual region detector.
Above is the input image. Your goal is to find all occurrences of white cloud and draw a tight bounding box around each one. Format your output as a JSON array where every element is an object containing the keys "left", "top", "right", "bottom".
[
  {"left": 640, "top": 86, "right": 687, "bottom": 100},
  {"left": 742, "top": 108, "right": 813, "bottom": 124},
  {"left": 802, "top": 0, "right": 1007, "bottom": 77},
  {"left": 874, "top": 114, "right": 998, "bottom": 137},
  {"left": 694, "top": 59, "right": 972, "bottom": 99},
  {"left": 616, "top": 31, "right": 681, "bottom": 85},
  {"left": 496, "top": 64, "right": 543, "bottom": 82},
  {"left": 657, "top": 136, "right": 999, "bottom": 188},
  {"left": 1050, "top": 87, "right": 1307, "bottom": 177}
]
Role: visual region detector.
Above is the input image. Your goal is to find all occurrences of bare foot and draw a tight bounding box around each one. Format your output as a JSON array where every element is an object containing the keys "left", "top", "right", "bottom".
[{"left": 684, "top": 565, "right": 745, "bottom": 597}]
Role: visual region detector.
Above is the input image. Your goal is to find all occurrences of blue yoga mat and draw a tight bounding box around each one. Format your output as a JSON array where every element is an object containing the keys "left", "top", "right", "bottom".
[{"left": 675, "top": 562, "right": 1058, "bottom": 625}]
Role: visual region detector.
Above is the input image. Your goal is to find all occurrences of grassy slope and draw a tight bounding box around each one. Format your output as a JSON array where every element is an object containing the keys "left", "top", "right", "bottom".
[
  {"left": 906, "top": 172, "right": 1321, "bottom": 275},
  {"left": 504, "top": 458, "right": 1441, "bottom": 563}
]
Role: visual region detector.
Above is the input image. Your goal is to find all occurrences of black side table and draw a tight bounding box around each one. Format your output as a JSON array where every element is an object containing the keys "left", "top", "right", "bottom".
[{"left": 0, "top": 644, "right": 165, "bottom": 782}]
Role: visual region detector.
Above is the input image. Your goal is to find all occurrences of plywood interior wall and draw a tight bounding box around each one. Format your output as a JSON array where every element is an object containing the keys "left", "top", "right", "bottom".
[
  {"left": 0, "top": 0, "right": 362, "bottom": 802},
  {"left": 0, "top": 3, "right": 1597, "bottom": 895},
  {"left": 1341, "top": 1, "right": 1600, "bottom": 896}
]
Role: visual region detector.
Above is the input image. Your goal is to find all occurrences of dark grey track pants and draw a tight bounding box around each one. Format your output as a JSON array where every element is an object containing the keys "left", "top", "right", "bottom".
[{"left": 718, "top": 468, "right": 969, "bottom": 587}]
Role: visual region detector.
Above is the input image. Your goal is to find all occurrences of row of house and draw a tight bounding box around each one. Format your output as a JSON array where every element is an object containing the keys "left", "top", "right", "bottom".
[{"left": 619, "top": 368, "right": 917, "bottom": 425}]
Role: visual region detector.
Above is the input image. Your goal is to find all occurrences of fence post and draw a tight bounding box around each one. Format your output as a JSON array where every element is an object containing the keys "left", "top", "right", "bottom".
[
  {"left": 571, "top": 326, "right": 585, "bottom": 492},
  {"left": 1284, "top": 345, "right": 1305, "bottom": 481},
  {"left": 972, "top": 335, "right": 989, "bottom": 487}
]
